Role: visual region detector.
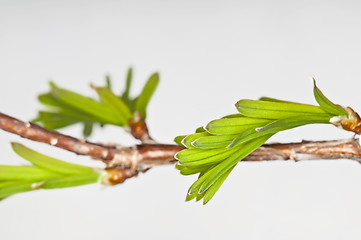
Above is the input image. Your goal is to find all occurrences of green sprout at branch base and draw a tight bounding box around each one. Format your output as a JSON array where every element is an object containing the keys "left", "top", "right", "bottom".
[
  {"left": 0, "top": 143, "right": 103, "bottom": 200},
  {"left": 34, "top": 68, "right": 159, "bottom": 139}
]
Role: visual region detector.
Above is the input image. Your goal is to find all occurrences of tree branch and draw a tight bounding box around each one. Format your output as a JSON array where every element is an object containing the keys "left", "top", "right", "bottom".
[
  {"left": 247, "top": 139, "right": 361, "bottom": 162},
  {"left": 1, "top": 112, "right": 361, "bottom": 184},
  {"left": 0, "top": 112, "right": 120, "bottom": 161}
]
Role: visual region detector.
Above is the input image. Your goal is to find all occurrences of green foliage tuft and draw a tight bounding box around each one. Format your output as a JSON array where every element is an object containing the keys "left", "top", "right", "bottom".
[
  {"left": 134, "top": 73, "right": 159, "bottom": 118},
  {"left": 176, "top": 81, "right": 348, "bottom": 204},
  {"left": 0, "top": 143, "right": 102, "bottom": 200},
  {"left": 34, "top": 68, "right": 159, "bottom": 137}
]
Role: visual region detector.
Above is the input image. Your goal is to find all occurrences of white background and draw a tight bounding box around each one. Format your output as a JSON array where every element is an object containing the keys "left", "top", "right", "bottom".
[{"left": 1, "top": 1, "right": 361, "bottom": 239}]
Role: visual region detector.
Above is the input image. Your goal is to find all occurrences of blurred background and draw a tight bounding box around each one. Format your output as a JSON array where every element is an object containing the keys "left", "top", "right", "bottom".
[{"left": 1, "top": 1, "right": 361, "bottom": 239}]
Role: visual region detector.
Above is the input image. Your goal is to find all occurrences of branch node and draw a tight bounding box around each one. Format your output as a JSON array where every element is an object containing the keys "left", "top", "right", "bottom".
[
  {"left": 129, "top": 112, "right": 152, "bottom": 142},
  {"left": 50, "top": 138, "right": 58, "bottom": 146}
]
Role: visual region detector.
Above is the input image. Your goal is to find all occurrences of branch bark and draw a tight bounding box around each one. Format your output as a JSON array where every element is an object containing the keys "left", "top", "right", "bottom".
[
  {"left": 1, "top": 112, "right": 361, "bottom": 184},
  {"left": 0, "top": 113, "right": 120, "bottom": 160}
]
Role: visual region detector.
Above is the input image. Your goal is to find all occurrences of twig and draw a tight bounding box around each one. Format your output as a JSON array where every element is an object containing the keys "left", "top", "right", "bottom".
[
  {"left": 1, "top": 112, "right": 361, "bottom": 184},
  {"left": 246, "top": 139, "right": 361, "bottom": 162},
  {"left": 0, "top": 112, "right": 120, "bottom": 161}
]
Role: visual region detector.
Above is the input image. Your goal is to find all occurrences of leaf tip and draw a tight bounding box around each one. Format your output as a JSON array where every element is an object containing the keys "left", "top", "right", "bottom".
[
  {"left": 174, "top": 152, "right": 181, "bottom": 161},
  {"left": 187, "top": 188, "right": 195, "bottom": 196},
  {"left": 49, "top": 81, "right": 57, "bottom": 88},
  {"left": 203, "top": 198, "right": 210, "bottom": 205},
  {"left": 311, "top": 76, "right": 317, "bottom": 87},
  {"left": 89, "top": 83, "right": 100, "bottom": 91},
  {"left": 10, "top": 142, "right": 20, "bottom": 150},
  {"left": 191, "top": 139, "right": 198, "bottom": 148}
]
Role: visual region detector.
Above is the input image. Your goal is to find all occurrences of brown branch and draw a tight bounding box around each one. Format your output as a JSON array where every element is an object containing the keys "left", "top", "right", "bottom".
[
  {"left": 0, "top": 112, "right": 120, "bottom": 161},
  {"left": 246, "top": 139, "right": 361, "bottom": 162},
  {"left": 1, "top": 112, "right": 361, "bottom": 184}
]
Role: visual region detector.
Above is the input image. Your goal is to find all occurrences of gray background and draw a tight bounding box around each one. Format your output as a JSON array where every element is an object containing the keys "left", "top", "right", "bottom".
[{"left": 1, "top": 1, "right": 361, "bottom": 239}]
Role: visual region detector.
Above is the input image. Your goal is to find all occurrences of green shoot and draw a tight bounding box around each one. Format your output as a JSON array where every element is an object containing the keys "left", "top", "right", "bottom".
[
  {"left": 134, "top": 73, "right": 159, "bottom": 118},
  {"left": 34, "top": 68, "right": 159, "bottom": 137},
  {"left": 175, "top": 81, "right": 353, "bottom": 204},
  {"left": 0, "top": 143, "right": 102, "bottom": 200}
]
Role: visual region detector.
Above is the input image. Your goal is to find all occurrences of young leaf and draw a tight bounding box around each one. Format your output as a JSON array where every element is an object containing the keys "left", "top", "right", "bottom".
[
  {"left": 34, "top": 111, "right": 79, "bottom": 130},
  {"left": 175, "top": 148, "right": 231, "bottom": 163},
  {"left": 174, "top": 135, "right": 187, "bottom": 145},
  {"left": 258, "top": 115, "right": 332, "bottom": 132},
  {"left": 179, "top": 148, "right": 238, "bottom": 167},
  {"left": 121, "top": 68, "right": 133, "bottom": 103},
  {"left": 258, "top": 97, "right": 301, "bottom": 104},
  {"left": 38, "top": 92, "right": 75, "bottom": 109},
  {"left": 49, "top": 83, "right": 120, "bottom": 124},
  {"left": 134, "top": 73, "right": 159, "bottom": 118},
  {"left": 313, "top": 79, "right": 348, "bottom": 116},
  {"left": 188, "top": 134, "right": 273, "bottom": 196},
  {"left": 11, "top": 143, "right": 95, "bottom": 175},
  {"left": 192, "top": 134, "right": 238, "bottom": 149},
  {"left": 180, "top": 167, "right": 211, "bottom": 176},
  {"left": 0, "top": 166, "right": 61, "bottom": 181},
  {"left": 82, "top": 122, "right": 94, "bottom": 138},
  {"left": 202, "top": 165, "right": 235, "bottom": 204},
  {"left": 236, "top": 99, "right": 329, "bottom": 119},
  {"left": 176, "top": 163, "right": 211, "bottom": 176},
  {"left": 195, "top": 126, "right": 206, "bottom": 133},
  {"left": 0, "top": 181, "right": 26, "bottom": 188},
  {"left": 0, "top": 182, "right": 33, "bottom": 200},
  {"left": 186, "top": 191, "right": 198, "bottom": 201},
  {"left": 94, "top": 86, "right": 133, "bottom": 125},
  {"left": 181, "top": 132, "right": 209, "bottom": 149},
  {"left": 41, "top": 173, "right": 100, "bottom": 189},
  {"left": 186, "top": 169, "right": 209, "bottom": 201},
  {"left": 205, "top": 117, "right": 272, "bottom": 135},
  {"left": 228, "top": 115, "right": 332, "bottom": 148},
  {"left": 222, "top": 113, "right": 244, "bottom": 118},
  {"left": 105, "top": 75, "right": 112, "bottom": 90}
]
